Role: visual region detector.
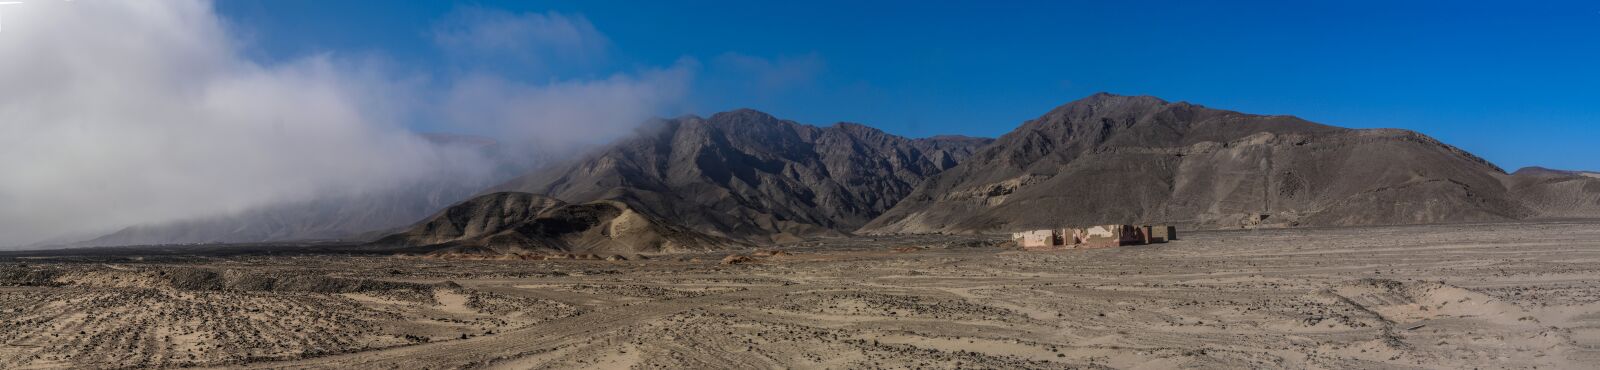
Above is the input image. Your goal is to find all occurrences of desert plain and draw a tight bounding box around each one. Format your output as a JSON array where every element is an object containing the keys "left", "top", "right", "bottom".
[{"left": 3, "top": 220, "right": 1599, "bottom": 369}]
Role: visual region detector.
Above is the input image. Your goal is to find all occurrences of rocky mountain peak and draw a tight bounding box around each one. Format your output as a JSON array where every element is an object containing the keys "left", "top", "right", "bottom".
[
  {"left": 860, "top": 94, "right": 1593, "bottom": 235},
  {"left": 488, "top": 109, "right": 992, "bottom": 244}
]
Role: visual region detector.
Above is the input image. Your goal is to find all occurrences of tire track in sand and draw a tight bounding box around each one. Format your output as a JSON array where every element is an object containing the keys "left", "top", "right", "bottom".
[{"left": 233, "top": 286, "right": 789, "bottom": 369}]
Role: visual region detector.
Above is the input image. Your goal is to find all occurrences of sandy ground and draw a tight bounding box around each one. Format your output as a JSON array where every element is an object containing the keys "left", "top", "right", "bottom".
[{"left": 3, "top": 220, "right": 1599, "bottom": 369}]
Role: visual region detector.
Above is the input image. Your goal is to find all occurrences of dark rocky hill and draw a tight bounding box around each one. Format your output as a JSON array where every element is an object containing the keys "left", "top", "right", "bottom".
[
  {"left": 371, "top": 192, "right": 742, "bottom": 255},
  {"left": 860, "top": 93, "right": 1586, "bottom": 234},
  {"left": 489, "top": 109, "right": 992, "bottom": 243}
]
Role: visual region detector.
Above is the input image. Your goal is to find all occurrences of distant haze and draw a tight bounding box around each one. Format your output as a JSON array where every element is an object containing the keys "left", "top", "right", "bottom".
[{"left": 0, "top": 1, "right": 688, "bottom": 247}]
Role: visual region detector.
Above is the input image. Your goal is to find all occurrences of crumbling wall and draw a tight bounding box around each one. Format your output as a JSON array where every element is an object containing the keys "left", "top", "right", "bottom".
[
  {"left": 1010, "top": 230, "right": 1058, "bottom": 249},
  {"left": 1013, "top": 224, "right": 1179, "bottom": 250}
]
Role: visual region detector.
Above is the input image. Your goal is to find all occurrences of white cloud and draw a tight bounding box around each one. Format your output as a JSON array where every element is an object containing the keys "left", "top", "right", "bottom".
[
  {"left": 432, "top": 7, "right": 609, "bottom": 70},
  {"left": 0, "top": 1, "right": 691, "bottom": 247},
  {"left": 430, "top": 7, "right": 690, "bottom": 154},
  {"left": 440, "top": 59, "right": 696, "bottom": 152}
]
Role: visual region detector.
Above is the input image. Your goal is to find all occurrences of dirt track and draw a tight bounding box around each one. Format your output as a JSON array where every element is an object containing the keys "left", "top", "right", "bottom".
[{"left": 4, "top": 220, "right": 1600, "bottom": 369}]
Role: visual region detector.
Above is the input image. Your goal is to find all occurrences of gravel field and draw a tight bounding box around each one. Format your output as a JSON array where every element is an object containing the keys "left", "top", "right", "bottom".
[{"left": 3, "top": 220, "right": 1599, "bottom": 369}]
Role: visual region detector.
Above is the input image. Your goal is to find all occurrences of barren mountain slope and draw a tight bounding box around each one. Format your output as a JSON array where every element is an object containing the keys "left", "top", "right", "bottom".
[
  {"left": 1505, "top": 167, "right": 1600, "bottom": 219},
  {"left": 491, "top": 109, "right": 992, "bottom": 243},
  {"left": 862, "top": 93, "right": 1541, "bottom": 234},
  {"left": 371, "top": 192, "right": 742, "bottom": 255}
]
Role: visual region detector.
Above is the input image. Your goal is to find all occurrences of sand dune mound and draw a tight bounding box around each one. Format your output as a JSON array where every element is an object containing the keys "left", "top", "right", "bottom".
[{"left": 1327, "top": 278, "right": 1536, "bottom": 327}]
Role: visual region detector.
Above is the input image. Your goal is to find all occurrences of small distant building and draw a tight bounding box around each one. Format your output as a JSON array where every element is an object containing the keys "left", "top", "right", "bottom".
[
  {"left": 1012, "top": 224, "right": 1177, "bottom": 251},
  {"left": 1011, "top": 229, "right": 1059, "bottom": 249},
  {"left": 1149, "top": 225, "right": 1177, "bottom": 242},
  {"left": 1074, "top": 224, "right": 1142, "bottom": 248}
]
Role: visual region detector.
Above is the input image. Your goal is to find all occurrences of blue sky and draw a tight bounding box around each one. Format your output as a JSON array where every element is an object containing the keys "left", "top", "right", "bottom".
[{"left": 216, "top": 0, "right": 1600, "bottom": 171}]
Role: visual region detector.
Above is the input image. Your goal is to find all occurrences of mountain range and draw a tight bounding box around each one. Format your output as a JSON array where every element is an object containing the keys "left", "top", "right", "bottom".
[
  {"left": 69, "top": 93, "right": 1600, "bottom": 252},
  {"left": 485, "top": 109, "right": 991, "bottom": 244}
]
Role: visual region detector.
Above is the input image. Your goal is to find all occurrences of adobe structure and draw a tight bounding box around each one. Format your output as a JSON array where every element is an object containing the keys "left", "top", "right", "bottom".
[{"left": 1010, "top": 225, "right": 1177, "bottom": 251}]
